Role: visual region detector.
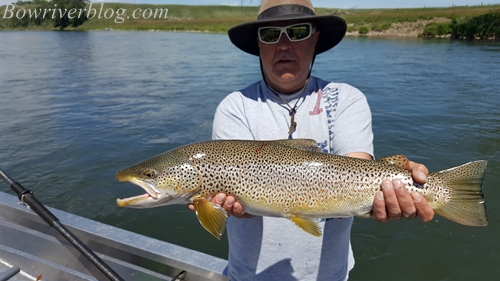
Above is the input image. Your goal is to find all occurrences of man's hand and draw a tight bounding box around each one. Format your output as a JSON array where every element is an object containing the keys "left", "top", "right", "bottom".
[
  {"left": 188, "top": 193, "right": 251, "bottom": 218},
  {"left": 373, "top": 161, "right": 435, "bottom": 222}
]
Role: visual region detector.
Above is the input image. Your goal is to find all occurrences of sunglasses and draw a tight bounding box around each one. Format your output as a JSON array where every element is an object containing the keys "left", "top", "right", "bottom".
[{"left": 258, "top": 23, "right": 316, "bottom": 44}]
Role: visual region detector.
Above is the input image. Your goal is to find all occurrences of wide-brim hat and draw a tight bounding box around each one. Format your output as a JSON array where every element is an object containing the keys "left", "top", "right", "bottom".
[{"left": 228, "top": 0, "right": 347, "bottom": 56}]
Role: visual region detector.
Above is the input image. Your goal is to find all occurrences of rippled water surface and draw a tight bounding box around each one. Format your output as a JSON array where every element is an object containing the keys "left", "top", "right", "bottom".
[{"left": 1, "top": 31, "right": 499, "bottom": 280}]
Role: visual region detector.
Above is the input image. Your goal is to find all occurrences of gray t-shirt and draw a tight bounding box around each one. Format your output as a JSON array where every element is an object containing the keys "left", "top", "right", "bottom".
[{"left": 212, "top": 76, "right": 373, "bottom": 281}]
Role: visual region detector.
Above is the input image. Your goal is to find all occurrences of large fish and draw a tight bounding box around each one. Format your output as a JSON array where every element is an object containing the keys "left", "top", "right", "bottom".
[{"left": 116, "top": 139, "right": 488, "bottom": 239}]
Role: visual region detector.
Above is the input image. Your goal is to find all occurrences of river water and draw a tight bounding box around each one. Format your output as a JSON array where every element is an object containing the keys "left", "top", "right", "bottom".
[{"left": 0, "top": 31, "right": 499, "bottom": 280}]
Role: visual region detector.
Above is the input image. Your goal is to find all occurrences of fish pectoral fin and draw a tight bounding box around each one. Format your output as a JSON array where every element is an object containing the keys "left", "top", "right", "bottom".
[
  {"left": 288, "top": 215, "right": 322, "bottom": 237},
  {"left": 377, "top": 155, "right": 410, "bottom": 169},
  {"left": 193, "top": 196, "right": 228, "bottom": 240}
]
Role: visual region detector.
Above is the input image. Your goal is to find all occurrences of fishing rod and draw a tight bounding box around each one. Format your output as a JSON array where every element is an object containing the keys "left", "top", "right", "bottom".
[
  {"left": 0, "top": 168, "right": 124, "bottom": 281},
  {"left": 0, "top": 266, "right": 20, "bottom": 281}
]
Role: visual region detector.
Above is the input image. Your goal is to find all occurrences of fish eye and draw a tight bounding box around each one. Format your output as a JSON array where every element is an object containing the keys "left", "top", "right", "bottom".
[{"left": 143, "top": 169, "right": 157, "bottom": 179}]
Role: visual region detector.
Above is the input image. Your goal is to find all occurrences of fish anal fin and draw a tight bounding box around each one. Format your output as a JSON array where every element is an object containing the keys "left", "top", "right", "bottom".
[
  {"left": 275, "top": 139, "right": 322, "bottom": 153},
  {"left": 357, "top": 212, "right": 373, "bottom": 219},
  {"left": 193, "top": 196, "right": 228, "bottom": 240},
  {"left": 377, "top": 155, "right": 410, "bottom": 169},
  {"left": 288, "top": 215, "right": 322, "bottom": 237}
]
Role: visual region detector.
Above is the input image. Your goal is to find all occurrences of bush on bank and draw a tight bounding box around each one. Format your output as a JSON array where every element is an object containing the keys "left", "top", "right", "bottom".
[
  {"left": 422, "top": 22, "right": 452, "bottom": 37},
  {"left": 358, "top": 26, "right": 369, "bottom": 35},
  {"left": 1, "top": 0, "right": 87, "bottom": 30},
  {"left": 451, "top": 10, "right": 500, "bottom": 39},
  {"left": 423, "top": 9, "right": 500, "bottom": 39}
]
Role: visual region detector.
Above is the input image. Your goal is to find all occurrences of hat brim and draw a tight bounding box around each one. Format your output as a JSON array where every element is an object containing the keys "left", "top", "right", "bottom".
[{"left": 228, "top": 15, "right": 347, "bottom": 56}]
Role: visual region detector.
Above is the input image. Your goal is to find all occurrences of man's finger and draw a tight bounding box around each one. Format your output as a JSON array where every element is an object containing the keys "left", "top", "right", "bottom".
[
  {"left": 223, "top": 195, "right": 235, "bottom": 214},
  {"left": 232, "top": 201, "right": 246, "bottom": 217},
  {"left": 381, "top": 179, "right": 402, "bottom": 219},
  {"left": 213, "top": 193, "right": 226, "bottom": 205},
  {"left": 373, "top": 190, "right": 388, "bottom": 221},
  {"left": 411, "top": 193, "right": 435, "bottom": 222},
  {"left": 409, "top": 161, "right": 428, "bottom": 184},
  {"left": 393, "top": 179, "right": 416, "bottom": 218}
]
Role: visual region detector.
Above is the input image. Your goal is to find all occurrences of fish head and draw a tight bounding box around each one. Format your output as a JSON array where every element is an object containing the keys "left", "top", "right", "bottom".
[{"left": 116, "top": 152, "right": 200, "bottom": 208}]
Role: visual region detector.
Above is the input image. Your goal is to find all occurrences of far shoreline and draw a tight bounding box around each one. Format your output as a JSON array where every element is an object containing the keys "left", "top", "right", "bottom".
[
  {"left": 2, "top": 28, "right": 496, "bottom": 41},
  {"left": 1, "top": 3, "right": 499, "bottom": 40}
]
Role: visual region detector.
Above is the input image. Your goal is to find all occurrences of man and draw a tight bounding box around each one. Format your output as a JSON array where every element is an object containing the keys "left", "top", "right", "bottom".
[{"left": 190, "top": 0, "right": 434, "bottom": 280}]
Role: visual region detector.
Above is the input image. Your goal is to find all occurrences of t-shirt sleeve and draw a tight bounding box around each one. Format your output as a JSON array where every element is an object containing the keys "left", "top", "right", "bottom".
[
  {"left": 331, "top": 84, "right": 374, "bottom": 157},
  {"left": 212, "top": 92, "right": 254, "bottom": 140}
]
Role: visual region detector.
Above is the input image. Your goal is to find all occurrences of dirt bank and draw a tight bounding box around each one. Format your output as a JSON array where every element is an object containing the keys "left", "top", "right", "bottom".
[{"left": 345, "top": 17, "right": 451, "bottom": 37}]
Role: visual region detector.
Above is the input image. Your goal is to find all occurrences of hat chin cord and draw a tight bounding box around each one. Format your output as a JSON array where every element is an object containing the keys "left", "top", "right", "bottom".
[{"left": 259, "top": 50, "right": 317, "bottom": 137}]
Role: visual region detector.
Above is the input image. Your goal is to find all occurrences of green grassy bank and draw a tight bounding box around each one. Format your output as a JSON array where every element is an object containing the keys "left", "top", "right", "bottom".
[
  {"left": 422, "top": 9, "right": 500, "bottom": 38},
  {"left": 0, "top": 2, "right": 499, "bottom": 38}
]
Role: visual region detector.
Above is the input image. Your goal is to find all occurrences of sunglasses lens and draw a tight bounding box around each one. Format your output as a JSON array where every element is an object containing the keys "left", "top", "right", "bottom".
[
  {"left": 286, "top": 25, "right": 311, "bottom": 41},
  {"left": 258, "top": 24, "right": 313, "bottom": 44},
  {"left": 259, "top": 28, "right": 281, "bottom": 43}
]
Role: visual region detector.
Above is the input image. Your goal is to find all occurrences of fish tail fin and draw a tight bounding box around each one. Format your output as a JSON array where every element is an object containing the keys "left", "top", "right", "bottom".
[{"left": 433, "top": 160, "right": 488, "bottom": 226}]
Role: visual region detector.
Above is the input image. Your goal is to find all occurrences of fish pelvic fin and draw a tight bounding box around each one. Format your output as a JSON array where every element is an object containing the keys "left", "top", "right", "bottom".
[
  {"left": 289, "top": 215, "right": 322, "bottom": 237},
  {"left": 377, "top": 155, "right": 410, "bottom": 169},
  {"left": 433, "top": 160, "right": 488, "bottom": 226},
  {"left": 193, "top": 196, "right": 228, "bottom": 240}
]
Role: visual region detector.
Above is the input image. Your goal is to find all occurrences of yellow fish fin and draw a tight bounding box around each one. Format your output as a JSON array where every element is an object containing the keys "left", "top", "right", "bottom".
[
  {"left": 377, "top": 155, "right": 410, "bottom": 169},
  {"left": 193, "top": 196, "right": 228, "bottom": 240},
  {"left": 289, "top": 215, "right": 322, "bottom": 237},
  {"left": 275, "top": 139, "right": 322, "bottom": 153},
  {"left": 432, "top": 160, "right": 488, "bottom": 226},
  {"left": 357, "top": 212, "right": 373, "bottom": 218}
]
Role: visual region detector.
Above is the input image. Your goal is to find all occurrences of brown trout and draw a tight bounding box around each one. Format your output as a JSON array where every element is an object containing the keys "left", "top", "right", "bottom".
[{"left": 116, "top": 139, "right": 488, "bottom": 239}]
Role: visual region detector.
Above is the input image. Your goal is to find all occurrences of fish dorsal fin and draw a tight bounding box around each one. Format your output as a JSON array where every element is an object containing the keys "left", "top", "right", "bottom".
[
  {"left": 274, "top": 139, "right": 322, "bottom": 153},
  {"left": 288, "top": 215, "right": 322, "bottom": 237},
  {"left": 377, "top": 155, "right": 410, "bottom": 169},
  {"left": 193, "top": 196, "right": 228, "bottom": 240}
]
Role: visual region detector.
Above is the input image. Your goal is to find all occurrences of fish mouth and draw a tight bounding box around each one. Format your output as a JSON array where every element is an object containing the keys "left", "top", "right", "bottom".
[
  {"left": 117, "top": 193, "right": 153, "bottom": 207},
  {"left": 116, "top": 177, "right": 166, "bottom": 208}
]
